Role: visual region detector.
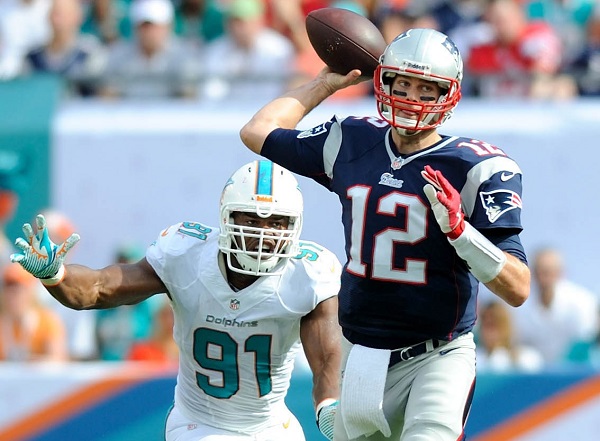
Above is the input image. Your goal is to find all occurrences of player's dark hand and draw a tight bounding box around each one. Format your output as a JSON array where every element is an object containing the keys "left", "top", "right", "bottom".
[{"left": 421, "top": 165, "right": 465, "bottom": 240}]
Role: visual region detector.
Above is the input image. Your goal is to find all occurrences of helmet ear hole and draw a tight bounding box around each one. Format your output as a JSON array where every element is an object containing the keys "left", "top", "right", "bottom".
[{"left": 382, "top": 72, "right": 395, "bottom": 85}]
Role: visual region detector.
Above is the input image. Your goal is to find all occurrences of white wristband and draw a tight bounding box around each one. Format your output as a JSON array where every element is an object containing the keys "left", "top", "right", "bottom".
[
  {"left": 449, "top": 222, "right": 507, "bottom": 283},
  {"left": 41, "top": 264, "right": 66, "bottom": 287}
]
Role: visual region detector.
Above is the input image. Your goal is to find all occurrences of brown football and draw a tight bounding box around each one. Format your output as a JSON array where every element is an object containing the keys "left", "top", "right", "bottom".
[{"left": 305, "top": 7, "right": 387, "bottom": 77}]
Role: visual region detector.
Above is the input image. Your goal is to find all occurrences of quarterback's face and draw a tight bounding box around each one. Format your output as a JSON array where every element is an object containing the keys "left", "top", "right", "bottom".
[{"left": 390, "top": 74, "right": 444, "bottom": 119}]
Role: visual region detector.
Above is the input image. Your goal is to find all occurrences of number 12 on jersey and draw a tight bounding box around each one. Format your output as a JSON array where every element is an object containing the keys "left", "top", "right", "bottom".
[{"left": 346, "top": 186, "right": 428, "bottom": 284}]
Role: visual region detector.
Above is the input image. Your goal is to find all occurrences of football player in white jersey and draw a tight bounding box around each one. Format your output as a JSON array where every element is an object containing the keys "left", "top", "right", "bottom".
[{"left": 9, "top": 160, "right": 343, "bottom": 441}]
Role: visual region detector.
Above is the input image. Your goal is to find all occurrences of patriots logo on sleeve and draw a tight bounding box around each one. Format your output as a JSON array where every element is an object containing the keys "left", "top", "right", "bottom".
[
  {"left": 298, "top": 123, "right": 328, "bottom": 138},
  {"left": 479, "top": 189, "right": 523, "bottom": 223}
]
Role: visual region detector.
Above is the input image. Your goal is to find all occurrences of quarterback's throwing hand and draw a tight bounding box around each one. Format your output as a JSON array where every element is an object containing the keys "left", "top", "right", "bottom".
[
  {"left": 10, "top": 214, "right": 80, "bottom": 285},
  {"left": 316, "top": 399, "right": 338, "bottom": 441},
  {"left": 421, "top": 165, "right": 465, "bottom": 240}
]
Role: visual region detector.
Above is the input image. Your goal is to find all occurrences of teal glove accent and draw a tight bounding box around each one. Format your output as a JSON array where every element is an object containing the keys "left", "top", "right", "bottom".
[
  {"left": 10, "top": 214, "right": 80, "bottom": 279},
  {"left": 316, "top": 400, "right": 338, "bottom": 441}
]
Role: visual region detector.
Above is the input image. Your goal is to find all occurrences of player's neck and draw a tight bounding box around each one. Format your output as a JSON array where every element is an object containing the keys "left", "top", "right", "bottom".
[
  {"left": 392, "top": 129, "right": 441, "bottom": 155},
  {"left": 225, "top": 265, "right": 260, "bottom": 291}
]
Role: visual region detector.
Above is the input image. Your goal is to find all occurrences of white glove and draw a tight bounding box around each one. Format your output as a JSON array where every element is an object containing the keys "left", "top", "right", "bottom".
[
  {"left": 316, "top": 399, "right": 338, "bottom": 441},
  {"left": 10, "top": 214, "right": 80, "bottom": 285}
]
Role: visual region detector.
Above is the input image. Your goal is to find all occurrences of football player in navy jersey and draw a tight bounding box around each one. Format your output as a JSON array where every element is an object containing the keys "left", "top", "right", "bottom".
[{"left": 240, "top": 28, "right": 530, "bottom": 441}]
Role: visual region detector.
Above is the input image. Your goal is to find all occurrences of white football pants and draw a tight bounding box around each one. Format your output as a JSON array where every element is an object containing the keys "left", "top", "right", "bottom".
[
  {"left": 165, "top": 404, "right": 306, "bottom": 441},
  {"left": 334, "top": 333, "right": 476, "bottom": 441}
]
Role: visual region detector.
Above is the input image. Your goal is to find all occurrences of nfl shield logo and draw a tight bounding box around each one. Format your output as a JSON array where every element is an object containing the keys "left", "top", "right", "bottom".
[
  {"left": 391, "top": 157, "right": 404, "bottom": 170},
  {"left": 230, "top": 299, "right": 240, "bottom": 310}
]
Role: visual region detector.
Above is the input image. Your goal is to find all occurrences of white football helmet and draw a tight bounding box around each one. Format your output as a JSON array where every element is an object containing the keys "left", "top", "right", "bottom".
[
  {"left": 374, "top": 28, "right": 463, "bottom": 136},
  {"left": 218, "top": 160, "right": 303, "bottom": 276}
]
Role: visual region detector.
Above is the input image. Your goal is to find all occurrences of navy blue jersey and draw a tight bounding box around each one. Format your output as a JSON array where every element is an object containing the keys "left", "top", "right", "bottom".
[{"left": 262, "top": 115, "right": 526, "bottom": 349}]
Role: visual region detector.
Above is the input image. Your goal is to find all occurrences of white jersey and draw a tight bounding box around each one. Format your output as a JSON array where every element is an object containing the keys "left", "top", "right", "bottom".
[{"left": 146, "top": 221, "right": 341, "bottom": 433}]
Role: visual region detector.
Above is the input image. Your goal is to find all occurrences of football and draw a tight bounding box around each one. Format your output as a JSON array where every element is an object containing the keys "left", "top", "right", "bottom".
[{"left": 305, "top": 7, "right": 387, "bottom": 77}]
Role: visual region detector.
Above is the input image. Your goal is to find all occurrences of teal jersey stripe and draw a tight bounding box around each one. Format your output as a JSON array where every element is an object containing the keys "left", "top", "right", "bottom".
[{"left": 256, "top": 161, "right": 273, "bottom": 196}]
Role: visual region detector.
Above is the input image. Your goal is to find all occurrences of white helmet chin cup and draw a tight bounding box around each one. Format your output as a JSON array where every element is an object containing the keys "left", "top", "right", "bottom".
[
  {"left": 235, "top": 253, "right": 279, "bottom": 274},
  {"left": 374, "top": 28, "right": 463, "bottom": 134},
  {"left": 218, "top": 160, "right": 303, "bottom": 276}
]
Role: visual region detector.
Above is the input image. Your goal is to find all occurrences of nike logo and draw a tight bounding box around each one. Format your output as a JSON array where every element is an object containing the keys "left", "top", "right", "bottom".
[
  {"left": 440, "top": 347, "right": 460, "bottom": 356},
  {"left": 283, "top": 417, "right": 291, "bottom": 429},
  {"left": 500, "top": 172, "right": 516, "bottom": 181},
  {"left": 160, "top": 227, "right": 170, "bottom": 237}
]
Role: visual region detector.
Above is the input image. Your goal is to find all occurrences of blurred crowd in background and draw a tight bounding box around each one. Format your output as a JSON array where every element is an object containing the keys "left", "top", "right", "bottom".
[
  {"left": 1, "top": 0, "right": 600, "bottom": 100},
  {"left": 0, "top": 0, "right": 599, "bottom": 373}
]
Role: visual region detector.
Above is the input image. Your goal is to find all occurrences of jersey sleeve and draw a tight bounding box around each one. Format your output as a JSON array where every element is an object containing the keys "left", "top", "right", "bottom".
[
  {"left": 460, "top": 155, "right": 524, "bottom": 232},
  {"left": 297, "top": 241, "right": 342, "bottom": 305},
  {"left": 280, "top": 241, "right": 342, "bottom": 314},
  {"left": 145, "top": 221, "right": 215, "bottom": 291},
  {"left": 146, "top": 223, "right": 182, "bottom": 286},
  {"left": 456, "top": 153, "right": 527, "bottom": 261},
  {"left": 262, "top": 117, "right": 344, "bottom": 188}
]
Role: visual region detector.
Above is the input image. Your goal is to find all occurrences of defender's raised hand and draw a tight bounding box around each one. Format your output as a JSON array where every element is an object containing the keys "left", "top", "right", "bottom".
[
  {"left": 10, "top": 214, "right": 80, "bottom": 285},
  {"left": 421, "top": 165, "right": 465, "bottom": 240}
]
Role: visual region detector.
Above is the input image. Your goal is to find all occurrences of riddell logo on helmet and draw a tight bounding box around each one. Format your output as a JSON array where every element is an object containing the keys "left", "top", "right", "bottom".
[
  {"left": 402, "top": 61, "right": 429, "bottom": 72},
  {"left": 256, "top": 195, "right": 273, "bottom": 202}
]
